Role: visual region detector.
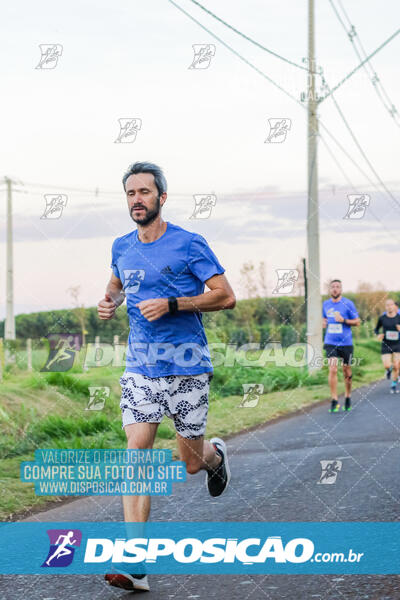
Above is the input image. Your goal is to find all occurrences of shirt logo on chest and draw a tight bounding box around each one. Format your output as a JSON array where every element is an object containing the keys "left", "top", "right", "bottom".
[
  {"left": 161, "top": 265, "right": 174, "bottom": 275},
  {"left": 123, "top": 269, "right": 145, "bottom": 294}
]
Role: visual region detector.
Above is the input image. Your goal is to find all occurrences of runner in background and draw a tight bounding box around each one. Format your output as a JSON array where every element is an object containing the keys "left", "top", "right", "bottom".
[
  {"left": 374, "top": 298, "right": 400, "bottom": 393},
  {"left": 322, "top": 280, "right": 360, "bottom": 413}
]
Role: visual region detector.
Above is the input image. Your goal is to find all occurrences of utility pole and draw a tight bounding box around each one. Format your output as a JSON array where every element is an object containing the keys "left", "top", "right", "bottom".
[
  {"left": 306, "top": 0, "right": 323, "bottom": 372},
  {"left": 5, "top": 177, "right": 15, "bottom": 341}
]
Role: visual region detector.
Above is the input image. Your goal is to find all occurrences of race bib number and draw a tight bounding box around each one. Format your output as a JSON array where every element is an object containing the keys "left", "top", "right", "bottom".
[
  {"left": 386, "top": 330, "right": 399, "bottom": 341},
  {"left": 327, "top": 323, "right": 343, "bottom": 334}
]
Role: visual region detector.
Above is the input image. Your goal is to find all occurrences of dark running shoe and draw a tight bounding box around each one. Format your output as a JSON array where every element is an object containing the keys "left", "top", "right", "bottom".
[
  {"left": 105, "top": 571, "right": 149, "bottom": 592},
  {"left": 343, "top": 397, "right": 352, "bottom": 411},
  {"left": 206, "top": 437, "right": 231, "bottom": 497},
  {"left": 329, "top": 400, "right": 340, "bottom": 413}
]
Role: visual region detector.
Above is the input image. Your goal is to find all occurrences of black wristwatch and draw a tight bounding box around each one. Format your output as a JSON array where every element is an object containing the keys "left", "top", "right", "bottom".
[
  {"left": 168, "top": 296, "right": 178, "bottom": 315},
  {"left": 343, "top": 319, "right": 348, "bottom": 325}
]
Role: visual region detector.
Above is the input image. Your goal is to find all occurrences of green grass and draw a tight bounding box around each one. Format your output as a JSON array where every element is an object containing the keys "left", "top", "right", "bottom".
[{"left": 0, "top": 339, "right": 383, "bottom": 520}]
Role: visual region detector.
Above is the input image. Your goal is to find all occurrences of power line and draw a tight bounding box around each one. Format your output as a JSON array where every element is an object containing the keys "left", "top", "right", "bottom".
[
  {"left": 320, "top": 122, "right": 397, "bottom": 202},
  {"left": 0, "top": 180, "right": 304, "bottom": 200},
  {"left": 185, "top": 0, "right": 316, "bottom": 73},
  {"left": 169, "top": 0, "right": 399, "bottom": 211},
  {"left": 167, "top": 0, "right": 305, "bottom": 108},
  {"left": 320, "top": 75, "right": 400, "bottom": 210},
  {"left": 328, "top": 0, "right": 400, "bottom": 126},
  {"left": 319, "top": 27, "right": 400, "bottom": 102},
  {"left": 319, "top": 134, "right": 399, "bottom": 242}
]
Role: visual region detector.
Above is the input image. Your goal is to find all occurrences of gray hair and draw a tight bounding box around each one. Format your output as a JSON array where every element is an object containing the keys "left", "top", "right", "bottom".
[{"left": 122, "top": 161, "right": 167, "bottom": 197}]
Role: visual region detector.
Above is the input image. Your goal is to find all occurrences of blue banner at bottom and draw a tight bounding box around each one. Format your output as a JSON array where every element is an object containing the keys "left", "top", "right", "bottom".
[{"left": 0, "top": 522, "right": 399, "bottom": 574}]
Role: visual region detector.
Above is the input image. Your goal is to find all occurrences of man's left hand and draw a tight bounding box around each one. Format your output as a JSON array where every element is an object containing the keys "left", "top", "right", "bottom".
[{"left": 136, "top": 298, "right": 169, "bottom": 322}]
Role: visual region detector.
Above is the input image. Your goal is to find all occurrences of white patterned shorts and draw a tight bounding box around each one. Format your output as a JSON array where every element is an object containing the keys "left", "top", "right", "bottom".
[{"left": 119, "top": 372, "right": 212, "bottom": 439}]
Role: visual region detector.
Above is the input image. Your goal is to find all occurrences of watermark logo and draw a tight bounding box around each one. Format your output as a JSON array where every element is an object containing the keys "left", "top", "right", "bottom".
[
  {"left": 40, "top": 194, "right": 68, "bottom": 219},
  {"left": 272, "top": 269, "right": 299, "bottom": 294},
  {"left": 343, "top": 194, "right": 370, "bottom": 219},
  {"left": 189, "top": 194, "right": 217, "bottom": 219},
  {"left": 36, "top": 44, "right": 63, "bottom": 69},
  {"left": 86, "top": 387, "right": 110, "bottom": 411},
  {"left": 41, "top": 334, "right": 82, "bottom": 372},
  {"left": 123, "top": 269, "right": 145, "bottom": 294},
  {"left": 188, "top": 44, "right": 216, "bottom": 69},
  {"left": 318, "top": 460, "right": 342, "bottom": 485},
  {"left": 265, "top": 118, "right": 291, "bottom": 143},
  {"left": 240, "top": 383, "right": 264, "bottom": 408},
  {"left": 114, "top": 118, "right": 142, "bottom": 143},
  {"left": 41, "top": 529, "right": 82, "bottom": 567}
]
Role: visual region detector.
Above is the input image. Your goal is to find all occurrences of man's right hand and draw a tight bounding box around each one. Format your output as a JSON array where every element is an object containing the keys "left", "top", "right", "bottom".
[
  {"left": 377, "top": 333, "right": 384, "bottom": 341},
  {"left": 97, "top": 293, "right": 117, "bottom": 320},
  {"left": 322, "top": 317, "right": 327, "bottom": 328}
]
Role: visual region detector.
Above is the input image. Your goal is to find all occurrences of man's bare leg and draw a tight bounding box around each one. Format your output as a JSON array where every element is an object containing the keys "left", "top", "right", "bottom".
[
  {"left": 122, "top": 422, "right": 159, "bottom": 522},
  {"left": 175, "top": 434, "right": 221, "bottom": 474},
  {"left": 176, "top": 433, "right": 230, "bottom": 497},
  {"left": 382, "top": 353, "right": 392, "bottom": 381},
  {"left": 328, "top": 357, "right": 338, "bottom": 404},
  {"left": 105, "top": 422, "right": 158, "bottom": 590},
  {"left": 343, "top": 364, "right": 352, "bottom": 398},
  {"left": 392, "top": 354, "right": 400, "bottom": 381}
]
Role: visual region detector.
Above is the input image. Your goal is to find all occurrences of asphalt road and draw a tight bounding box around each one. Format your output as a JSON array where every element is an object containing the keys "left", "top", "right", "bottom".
[{"left": 2, "top": 378, "right": 400, "bottom": 599}]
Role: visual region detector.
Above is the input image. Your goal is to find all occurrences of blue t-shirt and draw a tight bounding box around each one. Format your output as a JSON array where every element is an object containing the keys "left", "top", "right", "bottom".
[
  {"left": 110, "top": 222, "right": 225, "bottom": 377},
  {"left": 322, "top": 297, "right": 359, "bottom": 346}
]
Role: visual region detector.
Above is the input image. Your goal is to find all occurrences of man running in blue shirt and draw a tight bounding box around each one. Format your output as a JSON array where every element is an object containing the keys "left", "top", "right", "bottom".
[
  {"left": 97, "top": 161, "right": 236, "bottom": 592},
  {"left": 322, "top": 280, "right": 360, "bottom": 413}
]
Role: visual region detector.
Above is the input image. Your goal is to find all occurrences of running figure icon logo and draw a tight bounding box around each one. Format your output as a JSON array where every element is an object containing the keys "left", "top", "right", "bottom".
[
  {"left": 86, "top": 386, "right": 110, "bottom": 411},
  {"left": 240, "top": 384, "right": 264, "bottom": 408},
  {"left": 35, "top": 44, "right": 63, "bottom": 69},
  {"left": 40, "top": 194, "right": 68, "bottom": 219},
  {"left": 188, "top": 44, "right": 216, "bottom": 69},
  {"left": 123, "top": 270, "right": 145, "bottom": 294},
  {"left": 318, "top": 460, "right": 342, "bottom": 484},
  {"left": 41, "top": 529, "right": 82, "bottom": 568},
  {"left": 40, "top": 334, "right": 82, "bottom": 372},
  {"left": 265, "top": 118, "right": 291, "bottom": 143},
  {"left": 343, "top": 194, "right": 370, "bottom": 219},
  {"left": 189, "top": 195, "right": 217, "bottom": 219},
  {"left": 272, "top": 269, "right": 299, "bottom": 294},
  {"left": 114, "top": 118, "right": 142, "bottom": 143}
]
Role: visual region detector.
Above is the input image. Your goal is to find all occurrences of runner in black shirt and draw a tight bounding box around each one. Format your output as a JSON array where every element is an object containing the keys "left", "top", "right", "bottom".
[{"left": 374, "top": 298, "right": 400, "bottom": 393}]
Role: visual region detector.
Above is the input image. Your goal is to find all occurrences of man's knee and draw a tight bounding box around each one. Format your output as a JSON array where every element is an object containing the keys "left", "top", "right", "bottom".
[
  {"left": 344, "top": 369, "right": 352, "bottom": 381},
  {"left": 329, "top": 365, "right": 338, "bottom": 375},
  {"left": 126, "top": 435, "right": 151, "bottom": 451}
]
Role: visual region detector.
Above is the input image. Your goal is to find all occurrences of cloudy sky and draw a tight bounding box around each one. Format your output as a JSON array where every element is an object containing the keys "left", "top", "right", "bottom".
[{"left": 0, "top": 0, "right": 399, "bottom": 317}]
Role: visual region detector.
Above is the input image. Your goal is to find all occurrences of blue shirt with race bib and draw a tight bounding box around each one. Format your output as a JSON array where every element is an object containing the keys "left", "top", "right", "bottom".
[
  {"left": 322, "top": 297, "right": 359, "bottom": 346},
  {"left": 110, "top": 222, "right": 225, "bottom": 377}
]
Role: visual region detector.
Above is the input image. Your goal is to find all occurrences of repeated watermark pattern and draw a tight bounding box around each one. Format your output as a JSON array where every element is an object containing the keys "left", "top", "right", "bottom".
[
  {"left": 265, "top": 118, "right": 291, "bottom": 143},
  {"left": 114, "top": 118, "right": 142, "bottom": 143},
  {"left": 189, "top": 194, "right": 217, "bottom": 219},
  {"left": 318, "top": 460, "right": 342, "bottom": 485},
  {"left": 86, "top": 387, "right": 110, "bottom": 411},
  {"left": 239, "top": 384, "right": 264, "bottom": 408},
  {"left": 123, "top": 269, "right": 145, "bottom": 293},
  {"left": 188, "top": 44, "right": 216, "bottom": 69},
  {"left": 40, "top": 194, "right": 68, "bottom": 219},
  {"left": 343, "top": 194, "right": 370, "bottom": 219},
  {"left": 272, "top": 269, "right": 299, "bottom": 294},
  {"left": 35, "top": 44, "right": 63, "bottom": 69}
]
